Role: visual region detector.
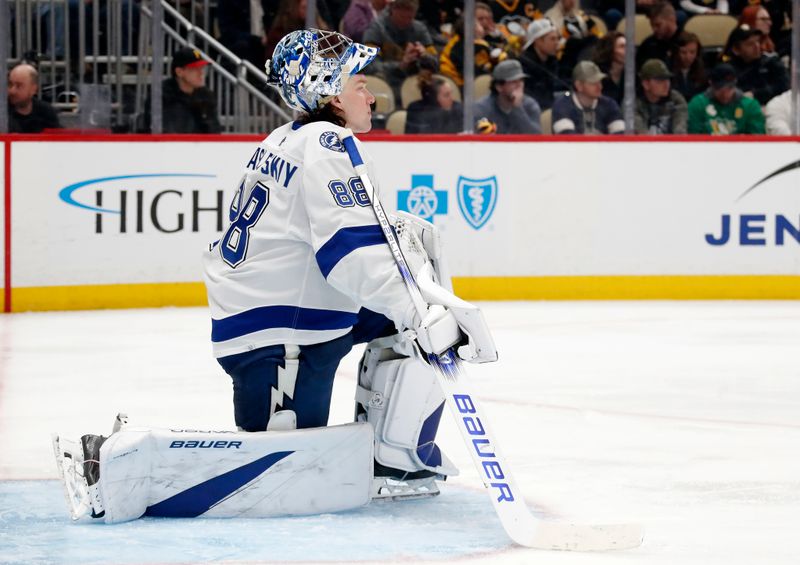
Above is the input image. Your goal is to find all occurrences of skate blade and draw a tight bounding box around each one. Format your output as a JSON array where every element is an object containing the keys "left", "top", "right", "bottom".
[
  {"left": 51, "top": 434, "right": 92, "bottom": 521},
  {"left": 372, "top": 476, "right": 441, "bottom": 501}
]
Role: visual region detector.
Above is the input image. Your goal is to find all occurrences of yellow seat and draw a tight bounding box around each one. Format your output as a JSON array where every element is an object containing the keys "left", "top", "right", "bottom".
[
  {"left": 400, "top": 74, "right": 462, "bottom": 108},
  {"left": 386, "top": 110, "right": 407, "bottom": 134},
  {"left": 615, "top": 14, "right": 652, "bottom": 46},
  {"left": 540, "top": 108, "right": 552, "bottom": 134},
  {"left": 472, "top": 73, "right": 493, "bottom": 100},
  {"left": 684, "top": 14, "right": 739, "bottom": 49},
  {"left": 364, "top": 75, "right": 395, "bottom": 115}
]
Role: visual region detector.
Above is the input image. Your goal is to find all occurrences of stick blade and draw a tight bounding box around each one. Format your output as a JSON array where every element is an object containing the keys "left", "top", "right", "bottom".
[{"left": 516, "top": 522, "right": 645, "bottom": 551}]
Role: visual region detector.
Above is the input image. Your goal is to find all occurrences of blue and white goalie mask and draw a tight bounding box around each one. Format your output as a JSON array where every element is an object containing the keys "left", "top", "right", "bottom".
[{"left": 266, "top": 29, "right": 378, "bottom": 113}]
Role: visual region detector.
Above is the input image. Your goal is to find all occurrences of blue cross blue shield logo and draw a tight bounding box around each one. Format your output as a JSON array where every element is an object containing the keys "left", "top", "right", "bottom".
[
  {"left": 397, "top": 174, "right": 447, "bottom": 222},
  {"left": 457, "top": 176, "right": 498, "bottom": 230}
]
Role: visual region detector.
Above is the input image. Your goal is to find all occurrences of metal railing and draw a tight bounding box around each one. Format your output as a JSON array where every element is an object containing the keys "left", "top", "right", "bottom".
[
  {"left": 4, "top": 0, "right": 141, "bottom": 126},
  {"left": 1, "top": 0, "right": 290, "bottom": 134},
  {"left": 138, "top": 0, "right": 290, "bottom": 134}
]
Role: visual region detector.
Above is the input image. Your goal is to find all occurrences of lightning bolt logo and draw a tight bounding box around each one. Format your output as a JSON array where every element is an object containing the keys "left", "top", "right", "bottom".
[{"left": 270, "top": 344, "right": 299, "bottom": 417}]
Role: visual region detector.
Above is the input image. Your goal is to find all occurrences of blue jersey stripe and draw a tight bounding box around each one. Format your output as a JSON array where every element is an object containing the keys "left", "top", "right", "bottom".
[
  {"left": 315, "top": 225, "right": 386, "bottom": 279},
  {"left": 212, "top": 305, "right": 359, "bottom": 342}
]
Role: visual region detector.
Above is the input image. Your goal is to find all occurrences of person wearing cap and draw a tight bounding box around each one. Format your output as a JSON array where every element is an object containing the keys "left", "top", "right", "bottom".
[
  {"left": 687, "top": 63, "right": 764, "bottom": 134},
  {"left": 551, "top": 60, "right": 624, "bottom": 134},
  {"left": 724, "top": 25, "right": 788, "bottom": 106},
  {"left": 634, "top": 59, "right": 687, "bottom": 134},
  {"left": 141, "top": 47, "right": 222, "bottom": 134},
  {"left": 473, "top": 59, "right": 542, "bottom": 134},
  {"left": 518, "top": 18, "right": 571, "bottom": 111}
]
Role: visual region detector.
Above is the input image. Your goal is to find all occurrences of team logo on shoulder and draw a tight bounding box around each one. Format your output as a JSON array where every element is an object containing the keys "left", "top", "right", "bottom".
[{"left": 319, "top": 131, "right": 345, "bottom": 153}]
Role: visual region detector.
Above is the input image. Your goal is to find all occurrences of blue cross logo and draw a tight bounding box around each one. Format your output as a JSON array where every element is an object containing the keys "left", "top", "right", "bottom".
[{"left": 397, "top": 174, "right": 448, "bottom": 222}]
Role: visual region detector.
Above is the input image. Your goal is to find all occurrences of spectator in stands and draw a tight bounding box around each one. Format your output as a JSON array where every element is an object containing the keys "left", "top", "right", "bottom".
[
  {"left": 217, "top": 0, "right": 269, "bottom": 68},
  {"left": 417, "top": 0, "right": 461, "bottom": 47},
  {"left": 724, "top": 25, "right": 788, "bottom": 105},
  {"left": 487, "top": 0, "right": 539, "bottom": 25},
  {"left": 518, "top": 18, "right": 571, "bottom": 111},
  {"left": 362, "top": 0, "right": 438, "bottom": 92},
  {"left": 636, "top": 2, "right": 681, "bottom": 69},
  {"left": 143, "top": 48, "right": 222, "bottom": 134},
  {"left": 551, "top": 60, "right": 625, "bottom": 134},
  {"left": 545, "top": 0, "right": 602, "bottom": 72},
  {"left": 405, "top": 70, "right": 463, "bottom": 134},
  {"left": 592, "top": 31, "right": 626, "bottom": 105},
  {"left": 679, "top": 0, "right": 729, "bottom": 15},
  {"left": 738, "top": 5, "right": 777, "bottom": 56},
  {"left": 688, "top": 63, "right": 765, "bottom": 134},
  {"left": 476, "top": 2, "right": 510, "bottom": 56},
  {"left": 7, "top": 63, "right": 61, "bottom": 133},
  {"left": 266, "top": 0, "right": 330, "bottom": 57},
  {"left": 635, "top": 59, "right": 688, "bottom": 134},
  {"left": 341, "top": 0, "right": 388, "bottom": 43},
  {"left": 473, "top": 59, "right": 542, "bottom": 134},
  {"left": 440, "top": 12, "right": 505, "bottom": 87},
  {"left": 671, "top": 32, "right": 707, "bottom": 102},
  {"left": 764, "top": 90, "right": 791, "bottom": 135}
]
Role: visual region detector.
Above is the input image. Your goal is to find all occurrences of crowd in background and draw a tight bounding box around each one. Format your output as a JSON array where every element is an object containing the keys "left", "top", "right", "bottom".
[{"left": 5, "top": 0, "right": 796, "bottom": 135}]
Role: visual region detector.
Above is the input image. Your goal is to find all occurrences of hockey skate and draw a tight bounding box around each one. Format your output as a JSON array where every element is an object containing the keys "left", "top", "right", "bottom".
[
  {"left": 371, "top": 461, "right": 443, "bottom": 501},
  {"left": 52, "top": 413, "right": 125, "bottom": 520},
  {"left": 52, "top": 435, "right": 94, "bottom": 520}
]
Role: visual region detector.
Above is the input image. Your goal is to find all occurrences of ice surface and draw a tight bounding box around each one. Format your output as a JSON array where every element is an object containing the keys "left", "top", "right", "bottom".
[{"left": 1, "top": 301, "right": 799, "bottom": 564}]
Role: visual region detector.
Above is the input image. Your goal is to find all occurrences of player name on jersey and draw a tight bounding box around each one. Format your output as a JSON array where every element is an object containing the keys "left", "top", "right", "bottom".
[{"left": 245, "top": 146, "right": 300, "bottom": 189}]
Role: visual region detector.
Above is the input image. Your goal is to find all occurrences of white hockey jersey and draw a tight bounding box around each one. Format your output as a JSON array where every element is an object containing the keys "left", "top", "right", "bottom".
[{"left": 203, "top": 121, "right": 416, "bottom": 358}]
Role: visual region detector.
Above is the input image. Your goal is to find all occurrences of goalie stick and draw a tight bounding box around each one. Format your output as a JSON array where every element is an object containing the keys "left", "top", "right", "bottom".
[{"left": 337, "top": 130, "right": 644, "bottom": 551}]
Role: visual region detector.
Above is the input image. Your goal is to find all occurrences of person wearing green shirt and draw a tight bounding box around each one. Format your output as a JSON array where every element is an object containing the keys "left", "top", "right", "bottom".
[{"left": 688, "top": 63, "right": 765, "bottom": 135}]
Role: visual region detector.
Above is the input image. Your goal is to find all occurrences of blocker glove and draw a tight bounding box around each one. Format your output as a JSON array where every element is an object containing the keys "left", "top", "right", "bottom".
[{"left": 410, "top": 269, "right": 498, "bottom": 364}]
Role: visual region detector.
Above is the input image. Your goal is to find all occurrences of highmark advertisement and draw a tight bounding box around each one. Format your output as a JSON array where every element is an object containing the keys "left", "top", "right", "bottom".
[{"left": 6, "top": 139, "right": 800, "bottom": 310}]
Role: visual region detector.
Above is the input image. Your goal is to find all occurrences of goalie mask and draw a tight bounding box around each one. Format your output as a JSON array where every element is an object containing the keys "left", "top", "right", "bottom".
[{"left": 266, "top": 29, "right": 378, "bottom": 113}]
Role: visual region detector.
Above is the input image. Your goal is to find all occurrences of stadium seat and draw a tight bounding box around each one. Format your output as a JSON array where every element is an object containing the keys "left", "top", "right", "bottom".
[
  {"left": 540, "top": 108, "right": 552, "bottom": 134},
  {"left": 386, "top": 110, "right": 407, "bottom": 134},
  {"left": 473, "top": 73, "right": 493, "bottom": 100},
  {"left": 364, "top": 75, "right": 396, "bottom": 115},
  {"left": 400, "top": 74, "right": 462, "bottom": 108},
  {"left": 684, "top": 14, "right": 739, "bottom": 50},
  {"left": 588, "top": 15, "right": 608, "bottom": 37},
  {"left": 615, "top": 15, "right": 652, "bottom": 46}
]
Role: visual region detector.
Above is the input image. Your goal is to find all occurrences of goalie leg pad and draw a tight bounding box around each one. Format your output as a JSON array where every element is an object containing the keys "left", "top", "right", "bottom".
[
  {"left": 55, "top": 422, "right": 373, "bottom": 523},
  {"left": 356, "top": 336, "right": 458, "bottom": 478}
]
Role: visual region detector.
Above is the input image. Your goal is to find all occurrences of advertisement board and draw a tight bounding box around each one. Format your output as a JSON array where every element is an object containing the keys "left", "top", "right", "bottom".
[{"left": 3, "top": 136, "right": 800, "bottom": 310}]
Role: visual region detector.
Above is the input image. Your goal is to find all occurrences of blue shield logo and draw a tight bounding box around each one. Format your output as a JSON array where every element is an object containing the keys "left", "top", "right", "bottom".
[{"left": 457, "top": 176, "right": 497, "bottom": 230}]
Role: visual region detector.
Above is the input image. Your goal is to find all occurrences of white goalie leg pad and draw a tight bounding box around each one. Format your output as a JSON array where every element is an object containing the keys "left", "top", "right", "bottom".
[
  {"left": 356, "top": 335, "right": 458, "bottom": 477},
  {"left": 85, "top": 422, "right": 372, "bottom": 523}
]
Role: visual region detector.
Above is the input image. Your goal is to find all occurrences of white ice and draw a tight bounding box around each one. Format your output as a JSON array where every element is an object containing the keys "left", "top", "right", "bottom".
[{"left": 1, "top": 301, "right": 799, "bottom": 564}]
